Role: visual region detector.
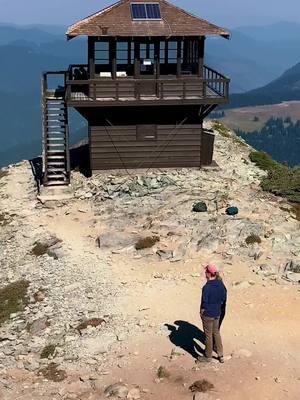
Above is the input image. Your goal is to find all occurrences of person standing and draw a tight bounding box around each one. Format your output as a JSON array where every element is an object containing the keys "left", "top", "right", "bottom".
[{"left": 198, "top": 264, "right": 227, "bottom": 363}]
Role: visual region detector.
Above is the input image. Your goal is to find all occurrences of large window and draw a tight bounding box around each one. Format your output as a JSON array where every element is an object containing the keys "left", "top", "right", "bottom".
[
  {"left": 168, "top": 41, "right": 177, "bottom": 64},
  {"left": 117, "top": 42, "right": 129, "bottom": 65},
  {"left": 95, "top": 42, "right": 109, "bottom": 65}
]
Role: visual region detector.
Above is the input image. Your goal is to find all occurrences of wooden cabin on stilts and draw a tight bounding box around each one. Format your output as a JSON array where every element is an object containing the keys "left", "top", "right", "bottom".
[{"left": 42, "top": 0, "right": 230, "bottom": 187}]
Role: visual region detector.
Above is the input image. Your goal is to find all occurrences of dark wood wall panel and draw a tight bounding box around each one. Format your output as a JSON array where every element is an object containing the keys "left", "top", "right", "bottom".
[{"left": 90, "top": 124, "right": 206, "bottom": 170}]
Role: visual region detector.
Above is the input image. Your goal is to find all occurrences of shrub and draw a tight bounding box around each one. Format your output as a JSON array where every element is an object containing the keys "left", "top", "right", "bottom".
[
  {"left": 212, "top": 121, "right": 231, "bottom": 138},
  {"left": 39, "top": 363, "right": 67, "bottom": 382},
  {"left": 189, "top": 379, "right": 214, "bottom": 393},
  {"left": 41, "top": 344, "right": 56, "bottom": 359},
  {"left": 31, "top": 242, "right": 49, "bottom": 257},
  {"left": 157, "top": 366, "right": 170, "bottom": 379},
  {"left": 291, "top": 204, "right": 300, "bottom": 221},
  {"left": 245, "top": 235, "right": 262, "bottom": 245},
  {"left": 291, "top": 264, "right": 300, "bottom": 273},
  {"left": 249, "top": 151, "right": 280, "bottom": 171},
  {"left": 0, "top": 170, "right": 8, "bottom": 180},
  {"left": 250, "top": 151, "right": 300, "bottom": 203},
  {"left": 0, "top": 280, "right": 29, "bottom": 326},
  {"left": 76, "top": 318, "right": 106, "bottom": 334},
  {"left": 135, "top": 236, "right": 160, "bottom": 250},
  {"left": 0, "top": 213, "right": 12, "bottom": 227}
]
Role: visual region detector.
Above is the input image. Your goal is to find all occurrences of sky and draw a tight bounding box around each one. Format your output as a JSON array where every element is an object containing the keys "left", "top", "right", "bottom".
[{"left": 0, "top": 0, "right": 300, "bottom": 27}]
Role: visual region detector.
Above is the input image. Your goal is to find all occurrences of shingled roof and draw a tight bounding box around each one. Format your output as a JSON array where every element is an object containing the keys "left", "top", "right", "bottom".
[{"left": 67, "top": 0, "right": 230, "bottom": 39}]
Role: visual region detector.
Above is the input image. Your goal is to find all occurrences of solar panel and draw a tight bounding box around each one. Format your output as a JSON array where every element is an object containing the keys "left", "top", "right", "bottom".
[
  {"left": 131, "top": 3, "right": 161, "bottom": 20},
  {"left": 131, "top": 4, "right": 146, "bottom": 19},
  {"left": 146, "top": 4, "right": 161, "bottom": 19}
]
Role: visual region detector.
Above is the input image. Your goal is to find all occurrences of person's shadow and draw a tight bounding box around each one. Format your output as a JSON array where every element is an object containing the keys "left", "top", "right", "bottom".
[{"left": 165, "top": 320, "right": 205, "bottom": 359}]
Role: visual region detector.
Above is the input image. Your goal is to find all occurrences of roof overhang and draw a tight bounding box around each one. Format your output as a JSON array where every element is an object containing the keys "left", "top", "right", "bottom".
[{"left": 66, "top": 0, "right": 230, "bottom": 41}]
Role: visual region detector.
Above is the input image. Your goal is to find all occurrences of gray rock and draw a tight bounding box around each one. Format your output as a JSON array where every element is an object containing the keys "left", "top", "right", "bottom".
[
  {"left": 284, "top": 272, "right": 300, "bottom": 283},
  {"left": 193, "top": 393, "right": 213, "bottom": 400},
  {"left": 47, "top": 244, "right": 65, "bottom": 260},
  {"left": 156, "top": 249, "right": 173, "bottom": 260},
  {"left": 127, "top": 388, "right": 141, "bottom": 400},
  {"left": 259, "top": 264, "right": 276, "bottom": 276},
  {"left": 24, "top": 358, "right": 40, "bottom": 371},
  {"left": 27, "top": 317, "right": 49, "bottom": 335},
  {"left": 104, "top": 383, "right": 128, "bottom": 398}
]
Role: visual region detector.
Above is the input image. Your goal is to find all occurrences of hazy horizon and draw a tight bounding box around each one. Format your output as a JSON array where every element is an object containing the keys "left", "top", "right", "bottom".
[{"left": 1, "top": 0, "right": 300, "bottom": 28}]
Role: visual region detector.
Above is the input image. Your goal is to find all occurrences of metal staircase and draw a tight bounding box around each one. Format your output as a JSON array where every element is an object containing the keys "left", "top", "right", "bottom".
[{"left": 42, "top": 72, "right": 70, "bottom": 186}]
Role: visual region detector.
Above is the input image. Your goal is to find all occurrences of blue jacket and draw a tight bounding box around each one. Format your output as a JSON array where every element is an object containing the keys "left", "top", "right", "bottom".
[{"left": 201, "top": 279, "right": 227, "bottom": 318}]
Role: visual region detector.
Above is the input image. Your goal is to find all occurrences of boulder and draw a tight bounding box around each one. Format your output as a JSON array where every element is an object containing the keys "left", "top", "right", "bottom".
[
  {"left": 127, "top": 388, "right": 141, "bottom": 400},
  {"left": 27, "top": 317, "right": 49, "bottom": 335},
  {"left": 104, "top": 383, "right": 128, "bottom": 398}
]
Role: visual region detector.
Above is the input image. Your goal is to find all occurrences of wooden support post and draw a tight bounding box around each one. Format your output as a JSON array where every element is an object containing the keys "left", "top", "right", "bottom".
[
  {"left": 111, "top": 39, "right": 117, "bottom": 79},
  {"left": 198, "top": 37, "right": 204, "bottom": 77},
  {"left": 88, "top": 37, "right": 95, "bottom": 79},
  {"left": 165, "top": 40, "right": 168, "bottom": 66},
  {"left": 134, "top": 40, "right": 140, "bottom": 79},
  {"left": 154, "top": 40, "right": 160, "bottom": 78},
  {"left": 177, "top": 39, "right": 182, "bottom": 78}
]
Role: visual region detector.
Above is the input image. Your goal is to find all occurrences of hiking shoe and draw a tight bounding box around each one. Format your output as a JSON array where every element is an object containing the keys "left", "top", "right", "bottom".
[
  {"left": 219, "top": 356, "right": 225, "bottom": 363},
  {"left": 196, "top": 356, "right": 212, "bottom": 363}
]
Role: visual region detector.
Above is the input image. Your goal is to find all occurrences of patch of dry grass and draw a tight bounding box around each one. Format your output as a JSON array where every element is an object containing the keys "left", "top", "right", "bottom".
[
  {"left": 291, "top": 204, "right": 300, "bottom": 221},
  {"left": 39, "top": 363, "right": 67, "bottom": 382},
  {"left": 40, "top": 344, "right": 56, "bottom": 359},
  {"left": 0, "top": 170, "right": 8, "bottom": 180},
  {"left": 0, "top": 213, "right": 12, "bottom": 227},
  {"left": 31, "top": 242, "right": 50, "bottom": 257},
  {"left": 157, "top": 366, "right": 170, "bottom": 379},
  {"left": 245, "top": 235, "right": 262, "bottom": 245},
  {"left": 189, "top": 379, "right": 215, "bottom": 393},
  {"left": 76, "top": 318, "right": 106, "bottom": 334},
  {"left": 135, "top": 236, "right": 160, "bottom": 250},
  {"left": 0, "top": 280, "right": 30, "bottom": 326}
]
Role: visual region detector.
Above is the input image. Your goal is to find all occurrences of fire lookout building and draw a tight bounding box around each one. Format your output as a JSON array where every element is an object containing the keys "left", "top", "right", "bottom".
[{"left": 42, "top": 0, "right": 230, "bottom": 186}]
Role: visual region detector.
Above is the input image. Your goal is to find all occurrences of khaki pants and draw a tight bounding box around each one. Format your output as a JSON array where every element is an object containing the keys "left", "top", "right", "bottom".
[{"left": 202, "top": 316, "right": 223, "bottom": 359}]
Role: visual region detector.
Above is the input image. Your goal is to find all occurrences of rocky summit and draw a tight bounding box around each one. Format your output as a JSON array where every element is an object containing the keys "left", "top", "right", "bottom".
[{"left": 0, "top": 122, "right": 299, "bottom": 400}]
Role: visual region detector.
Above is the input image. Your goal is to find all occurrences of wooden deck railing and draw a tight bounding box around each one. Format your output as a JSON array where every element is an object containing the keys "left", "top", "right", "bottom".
[{"left": 61, "top": 64, "right": 230, "bottom": 103}]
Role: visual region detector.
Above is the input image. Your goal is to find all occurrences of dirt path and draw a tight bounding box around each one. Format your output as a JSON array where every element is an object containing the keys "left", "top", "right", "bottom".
[{"left": 43, "top": 200, "right": 300, "bottom": 400}]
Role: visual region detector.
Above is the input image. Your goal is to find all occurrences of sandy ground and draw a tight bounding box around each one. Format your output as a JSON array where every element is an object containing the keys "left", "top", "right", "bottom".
[{"left": 44, "top": 201, "right": 300, "bottom": 400}]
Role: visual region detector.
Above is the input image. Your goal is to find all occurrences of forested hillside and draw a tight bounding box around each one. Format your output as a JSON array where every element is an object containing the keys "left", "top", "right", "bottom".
[
  {"left": 237, "top": 117, "right": 300, "bottom": 166},
  {"left": 226, "top": 63, "right": 300, "bottom": 109}
]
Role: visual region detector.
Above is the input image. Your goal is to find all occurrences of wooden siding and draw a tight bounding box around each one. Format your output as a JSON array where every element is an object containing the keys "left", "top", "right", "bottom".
[
  {"left": 90, "top": 124, "right": 207, "bottom": 170},
  {"left": 67, "top": 0, "right": 230, "bottom": 39}
]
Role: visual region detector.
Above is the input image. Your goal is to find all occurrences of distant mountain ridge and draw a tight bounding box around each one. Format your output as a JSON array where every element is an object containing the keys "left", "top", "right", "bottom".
[{"left": 227, "top": 63, "right": 300, "bottom": 108}]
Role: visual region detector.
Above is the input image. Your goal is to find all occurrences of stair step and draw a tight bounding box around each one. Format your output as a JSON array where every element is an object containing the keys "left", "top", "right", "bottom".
[
  {"left": 47, "top": 156, "right": 66, "bottom": 159},
  {"left": 46, "top": 131, "right": 65, "bottom": 135},
  {"left": 45, "top": 181, "right": 69, "bottom": 187},
  {"left": 47, "top": 114, "right": 66, "bottom": 117},
  {"left": 47, "top": 138, "right": 66, "bottom": 142},
  {"left": 46, "top": 96, "right": 64, "bottom": 100},
  {"left": 47, "top": 174, "right": 67, "bottom": 179},
  {"left": 47, "top": 162, "right": 66, "bottom": 166},
  {"left": 46, "top": 168, "right": 66, "bottom": 172},
  {"left": 47, "top": 119, "right": 66, "bottom": 123}
]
